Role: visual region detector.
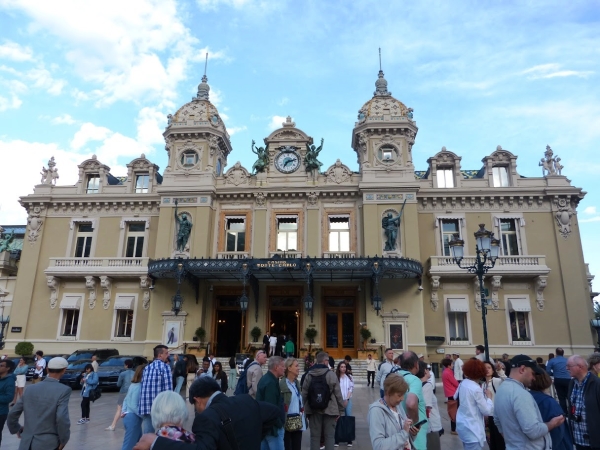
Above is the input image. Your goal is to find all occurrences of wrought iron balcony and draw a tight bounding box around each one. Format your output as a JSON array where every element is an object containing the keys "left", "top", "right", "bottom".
[
  {"left": 46, "top": 257, "right": 149, "bottom": 277},
  {"left": 216, "top": 252, "right": 250, "bottom": 260},
  {"left": 428, "top": 255, "right": 550, "bottom": 277},
  {"left": 322, "top": 252, "right": 356, "bottom": 259},
  {"left": 269, "top": 251, "right": 303, "bottom": 259}
]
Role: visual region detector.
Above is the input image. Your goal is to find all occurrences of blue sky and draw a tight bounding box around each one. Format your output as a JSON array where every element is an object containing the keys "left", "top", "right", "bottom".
[{"left": 0, "top": 0, "right": 599, "bottom": 290}]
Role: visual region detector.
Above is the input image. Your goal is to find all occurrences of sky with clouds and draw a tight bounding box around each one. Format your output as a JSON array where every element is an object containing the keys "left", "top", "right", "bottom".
[{"left": 0, "top": 0, "right": 599, "bottom": 290}]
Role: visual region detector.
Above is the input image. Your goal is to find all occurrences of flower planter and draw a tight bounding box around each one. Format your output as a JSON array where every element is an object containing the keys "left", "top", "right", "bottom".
[{"left": 425, "top": 336, "right": 446, "bottom": 346}]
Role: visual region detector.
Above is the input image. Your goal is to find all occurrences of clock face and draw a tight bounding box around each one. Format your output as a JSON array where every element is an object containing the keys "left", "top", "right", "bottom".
[{"left": 275, "top": 150, "right": 300, "bottom": 174}]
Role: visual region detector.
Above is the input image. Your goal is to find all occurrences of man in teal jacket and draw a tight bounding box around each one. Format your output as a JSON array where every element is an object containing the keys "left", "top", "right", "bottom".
[
  {"left": 257, "top": 356, "right": 285, "bottom": 450},
  {"left": 0, "top": 359, "right": 16, "bottom": 446}
]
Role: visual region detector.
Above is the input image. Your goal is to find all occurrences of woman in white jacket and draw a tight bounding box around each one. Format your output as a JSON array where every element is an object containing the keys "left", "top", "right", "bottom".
[
  {"left": 455, "top": 359, "right": 494, "bottom": 450},
  {"left": 368, "top": 374, "right": 413, "bottom": 450}
]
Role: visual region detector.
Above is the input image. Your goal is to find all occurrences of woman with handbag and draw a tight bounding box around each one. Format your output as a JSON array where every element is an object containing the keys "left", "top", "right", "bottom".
[
  {"left": 212, "top": 361, "right": 228, "bottom": 393},
  {"left": 280, "top": 358, "right": 305, "bottom": 450},
  {"left": 11, "top": 357, "right": 29, "bottom": 406},
  {"left": 335, "top": 361, "right": 354, "bottom": 447},
  {"left": 78, "top": 363, "right": 99, "bottom": 424}
]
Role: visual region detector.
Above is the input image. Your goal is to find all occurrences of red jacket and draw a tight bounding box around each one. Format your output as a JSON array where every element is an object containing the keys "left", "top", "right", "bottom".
[{"left": 442, "top": 367, "right": 458, "bottom": 397}]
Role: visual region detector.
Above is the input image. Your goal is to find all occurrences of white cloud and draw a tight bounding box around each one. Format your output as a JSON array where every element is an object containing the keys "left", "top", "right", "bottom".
[
  {"left": 0, "top": 41, "right": 34, "bottom": 61},
  {"left": 136, "top": 107, "right": 166, "bottom": 147},
  {"left": 27, "top": 67, "right": 66, "bottom": 95},
  {"left": 228, "top": 125, "right": 247, "bottom": 136},
  {"left": 521, "top": 63, "right": 594, "bottom": 80},
  {"left": 196, "top": 0, "right": 253, "bottom": 10},
  {"left": 268, "top": 115, "right": 289, "bottom": 131},
  {"left": 51, "top": 114, "right": 77, "bottom": 125},
  {"left": 580, "top": 216, "right": 600, "bottom": 223},
  {"left": 71, "top": 123, "right": 112, "bottom": 150},
  {"left": 0, "top": 93, "right": 21, "bottom": 112},
  {"left": 584, "top": 206, "right": 597, "bottom": 215}
]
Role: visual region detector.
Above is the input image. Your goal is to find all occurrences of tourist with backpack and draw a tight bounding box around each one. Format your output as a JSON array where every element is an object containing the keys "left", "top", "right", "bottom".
[
  {"left": 234, "top": 350, "right": 267, "bottom": 398},
  {"left": 301, "top": 351, "right": 345, "bottom": 450}
]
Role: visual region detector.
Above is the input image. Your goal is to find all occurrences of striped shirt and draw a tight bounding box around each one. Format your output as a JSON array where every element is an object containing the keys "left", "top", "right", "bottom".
[
  {"left": 138, "top": 359, "right": 172, "bottom": 415},
  {"left": 570, "top": 372, "right": 591, "bottom": 447}
]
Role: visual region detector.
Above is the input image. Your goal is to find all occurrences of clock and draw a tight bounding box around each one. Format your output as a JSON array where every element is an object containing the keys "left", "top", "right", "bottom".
[{"left": 274, "top": 148, "right": 300, "bottom": 174}]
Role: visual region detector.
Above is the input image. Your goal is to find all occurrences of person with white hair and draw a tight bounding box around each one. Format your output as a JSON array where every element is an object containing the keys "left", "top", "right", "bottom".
[{"left": 151, "top": 391, "right": 195, "bottom": 443}]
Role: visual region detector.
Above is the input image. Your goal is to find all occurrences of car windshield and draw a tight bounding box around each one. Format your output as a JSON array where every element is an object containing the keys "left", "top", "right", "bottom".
[
  {"left": 68, "top": 352, "right": 93, "bottom": 362},
  {"left": 67, "top": 362, "right": 89, "bottom": 370},
  {"left": 100, "top": 357, "right": 128, "bottom": 367}
]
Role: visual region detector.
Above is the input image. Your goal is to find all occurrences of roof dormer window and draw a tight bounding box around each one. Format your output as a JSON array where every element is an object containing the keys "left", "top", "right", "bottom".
[
  {"left": 135, "top": 174, "right": 149, "bottom": 193},
  {"left": 86, "top": 174, "right": 100, "bottom": 194},
  {"left": 437, "top": 168, "right": 454, "bottom": 188},
  {"left": 492, "top": 166, "right": 509, "bottom": 187}
]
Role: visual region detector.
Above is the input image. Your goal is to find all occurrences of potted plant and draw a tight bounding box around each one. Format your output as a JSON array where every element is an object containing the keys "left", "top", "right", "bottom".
[
  {"left": 305, "top": 327, "right": 317, "bottom": 354},
  {"left": 250, "top": 326, "right": 262, "bottom": 344},
  {"left": 425, "top": 336, "right": 446, "bottom": 346},
  {"left": 194, "top": 326, "right": 206, "bottom": 344},
  {"left": 359, "top": 327, "right": 372, "bottom": 350},
  {"left": 15, "top": 341, "right": 34, "bottom": 356}
]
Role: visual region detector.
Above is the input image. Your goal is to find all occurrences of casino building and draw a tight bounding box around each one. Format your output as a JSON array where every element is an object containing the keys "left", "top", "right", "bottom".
[{"left": 3, "top": 70, "right": 597, "bottom": 360}]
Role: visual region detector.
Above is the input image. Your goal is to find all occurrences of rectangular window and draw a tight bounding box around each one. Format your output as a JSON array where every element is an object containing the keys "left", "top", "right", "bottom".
[
  {"left": 125, "top": 223, "right": 145, "bottom": 258},
  {"left": 86, "top": 174, "right": 100, "bottom": 194},
  {"left": 276, "top": 217, "right": 298, "bottom": 251},
  {"left": 492, "top": 166, "right": 509, "bottom": 187},
  {"left": 440, "top": 219, "right": 460, "bottom": 256},
  {"left": 509, "top": 311, "right": 530, "bottom": 340},
  {"left": 62, "top": 309, "right": 79, "bottom": 336},
  {"left": 115, "top": 309, "right": 134, "bottom": 338},
  {"left": 225, "top": 218, "right": 246, "bottom": 252},
  {"left": 437, "top": 169, "right": 454, "bottom": 188},
  {"left": 499, "top": 219, "right": 520, "bottom": 255},
  {"left": 135, "top": 174, "right": 149, "bottom": 193},
  {"left": 448, "top": 312, "right": 469, "bottom": 340},
  {"left": 74, "top": 223, "right": 93, "bottom": 258},
  {"left": 328, "top": 216, "right": 350, "bottom": 252}
]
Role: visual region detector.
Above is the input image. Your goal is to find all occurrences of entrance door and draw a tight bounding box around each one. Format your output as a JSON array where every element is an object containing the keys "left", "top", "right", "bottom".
[
  {"left": 323, "top": 288, "right": 357, "bottom": 359},
  {"left": 215, "top": 310, "right": 242, "bottom": 357},
  {"left": 268, "top": 287, "right": 302, "bottom": 357},
  {"left": 269, "top": 310, "right": 299, "bottom": 356}
]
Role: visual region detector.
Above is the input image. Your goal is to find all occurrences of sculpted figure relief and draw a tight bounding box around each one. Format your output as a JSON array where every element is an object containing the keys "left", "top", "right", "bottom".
[
  {"left": 174, "top": 200, "right": 193, "bottom": 252},
  {"left": 305, "top": 138, "right": 324, "bottom": 172},
  {"left": 251, "top": 140, "right": 269, "bottom": 174},
  {"left": 381, "top": 199, "right": 407, "bottom": 252},
  {"left": 40, "top": 156, "right": 59, "bottom": 185},
  {"left": 0, "top": 229, "right": 15, "bottom": 253}
]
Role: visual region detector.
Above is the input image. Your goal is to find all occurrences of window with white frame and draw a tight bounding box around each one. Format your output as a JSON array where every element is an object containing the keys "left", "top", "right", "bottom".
[
  {"left": 74, "top": 223, "right": 94, "bottom": 258},
  {"left": 86, "top": 174, "right": 100, "bottom": 193},
  {"left": 446, "top": 297, "right": 470, "bottom": 341},
  {"left": 492, "top": 166, "right": 509, "bottom": 187},
  {"left": 499, "top": 219, "right": 521, "bottom": 255},
  {"left": 225, "top": 217, "right": 246, "bottom": 252},
  {"left": 328, "top": 216, "right": 350, "bottom": 252},
  {"left": 507, "top": 297, "right": 532, "bottom": 342},
  {"left": 276, "top": 216, "right": 298, "bottom": 251},
  {"left": 437, "top": 168, "right": 454, "bottom": 188},
  {"left": 125, "top": 223, "right": 145, "bottom": 257},
  {"left": 135, "top": 174, "right": 149, "bottom": 193},
  {"left": 59, "top": 295, "right": 82, "bottom": 338},
  {"left": 113, "top": 295, "right": 135, "bottom": 339},
  {"left": 440, "top": 219, "right": 460, "bottom": 256}
]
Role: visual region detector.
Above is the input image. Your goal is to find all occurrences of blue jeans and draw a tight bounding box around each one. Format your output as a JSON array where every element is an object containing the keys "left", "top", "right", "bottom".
[
  {"left": 142, "top": 414, "right": 154, "bottom": 434},
  {"left": 261, "top": 426, "right": 284, "bottom": 450},
  {"left": 173, "top": 376, "right": 185, "bottom": 394},
  {"left": 122, "top": 413, "right": 142, "bottom": 450}
]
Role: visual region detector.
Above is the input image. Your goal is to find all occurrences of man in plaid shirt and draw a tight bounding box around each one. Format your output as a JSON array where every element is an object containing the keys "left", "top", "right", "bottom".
[
  {"left": 567, "top": 355, "right": 600, "bottom": 450},
  {"left": 139, "top": 345, "right": 172, "bottom": 433}
]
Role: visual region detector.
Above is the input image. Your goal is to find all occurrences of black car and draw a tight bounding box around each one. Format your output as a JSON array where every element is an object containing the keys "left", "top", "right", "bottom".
[
  {"left": 59, "top": 359, "right": 93, "bottom": 389},
  {"left": 67, "top": 348, "right": 119, "bottom": 364},
  {"left": 25, "top": 354, "right": 69, "bottom": 381},
  {"left": 97, "top": 356, "right": 147, "bottom": 390}
]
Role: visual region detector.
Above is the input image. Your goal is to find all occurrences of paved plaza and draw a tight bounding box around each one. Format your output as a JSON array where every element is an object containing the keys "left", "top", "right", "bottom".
[{"left": 1, "top": 381, "right": 485, "bottom": 449}]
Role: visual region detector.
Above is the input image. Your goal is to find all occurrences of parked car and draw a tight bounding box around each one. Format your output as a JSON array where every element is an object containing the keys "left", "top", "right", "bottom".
[
  {"left": 26, "top": 354, "right": 69, "bottom": 381},
  {"left": 67, "top": 348, "right": 119, "bottom": 364},
  {"left": 97, "top": 355, "right": 148, "bottom": 389},
  {"left": 59, "top": 359, "right": 93, "bottom": 389}
]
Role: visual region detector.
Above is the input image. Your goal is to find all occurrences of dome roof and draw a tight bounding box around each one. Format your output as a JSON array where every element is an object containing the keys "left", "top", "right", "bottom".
[
  {"left": 167, "top": 75, "right": 229, "bottom": 137},
  {"left": 356, "top": 70, "right": 412, "bottom": 123}
]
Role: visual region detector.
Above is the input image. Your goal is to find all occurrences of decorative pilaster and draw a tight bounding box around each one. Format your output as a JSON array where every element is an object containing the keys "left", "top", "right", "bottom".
[
  {"left": 473, "top": 277, "right": 482, "bottom": 311},
  {"left": 47, "top": 276, "right": 60, "bottom": 309},
  {"left": 140, "top": 276, "right": 152, "bottom": 310},
  {"left": 535, "top": 276, "right": 548, "bottom": 311},
  {"left": 100, "top": 276, "right": 112, "bottom": 309},
  {"left": 430, "top": 276, "right": 441, "bottom": 311},
  {"left": 85, "top": 276, "right": 97, "bottom": 309},
  {"left": 490, "top": 276, "right": 502, "bottom": 310}
]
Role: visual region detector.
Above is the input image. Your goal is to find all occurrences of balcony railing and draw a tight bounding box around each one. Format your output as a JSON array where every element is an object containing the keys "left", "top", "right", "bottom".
[
  {"left": 269, "top": 251, "right": 302, "bottom": 259},
  {"left": 216, "top": 252, "right": 250, "bottom": 260},
  {"left": 428, "top": 255, "right": 550, "bottom": 277},
  {"left": 46, "top": 257, "right": 149, "bottom": 277},
  {"left": 322, "top": 252, "right": 356, "bottom": 259}
]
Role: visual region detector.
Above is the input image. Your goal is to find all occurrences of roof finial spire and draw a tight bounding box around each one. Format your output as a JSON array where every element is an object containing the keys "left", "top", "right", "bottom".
[
  {"left": 203, "top": 52, "right": 208, "bottom": 78},
  {"left": 196, "top": 52, "right": 210, "bottom": 100},
  {"left": 379, "top": 47, "right": 382, "bottom": 71},
  {"left": 374, "top": 48, "right": 391, "bottom": 97}
]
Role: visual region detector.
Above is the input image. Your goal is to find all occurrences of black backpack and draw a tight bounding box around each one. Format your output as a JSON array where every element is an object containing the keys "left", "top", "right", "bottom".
[
  {"left": 233, "top": 362, "right": 257, "bottom": 396},
  {"left": 385, "top": 366, "right": 403, "bottom": 379},
  {"left": 307, "top": 372, "right": 331, "bottom": 410}
]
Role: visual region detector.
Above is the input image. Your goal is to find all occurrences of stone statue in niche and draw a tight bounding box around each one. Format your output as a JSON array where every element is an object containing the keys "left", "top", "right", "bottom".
[
  {"left": 305, "top": 138, "right": 324, "bottom": 172},
  {"left": 174, "top": 200, "right": 193, "bottom": 252},
  {"left": 251, "top": 140, "right": 269, "bottom": 174},
  {"left": 381, "top": 199, "right": 407, "bottom": 251}
]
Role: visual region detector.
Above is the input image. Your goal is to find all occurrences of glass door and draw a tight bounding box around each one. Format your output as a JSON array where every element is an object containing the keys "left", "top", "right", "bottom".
[{"left": 324, "top": 311, "right": 356, "bottom": 359}]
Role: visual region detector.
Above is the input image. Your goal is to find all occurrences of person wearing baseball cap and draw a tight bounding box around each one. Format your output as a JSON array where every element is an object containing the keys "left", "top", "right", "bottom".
[
  {"left": 8, "top": 357, "right": 72, "bottom": 449},
  {"left": 493, "top": 354, "right": 564, "bottom": 450}
]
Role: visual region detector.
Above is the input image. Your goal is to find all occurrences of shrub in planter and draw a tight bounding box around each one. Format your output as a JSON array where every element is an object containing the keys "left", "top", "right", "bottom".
[
  {"left": 305, "top": 328, "right": 317, "bottom": 353},
  {"left": 15, "top": 342, "right": 34, "bottom": 356},
  {"left": 359, "top": 327, "right": 372, "bottom": 350},
  {"left": 195, "top": 327, "right": 206, "bottom": 343},
  {"left": 250, "top": 326, "right": 262, "bottom": 343}
]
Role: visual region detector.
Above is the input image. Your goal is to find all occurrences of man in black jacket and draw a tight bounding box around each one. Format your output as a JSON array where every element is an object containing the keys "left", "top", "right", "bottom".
[
  {"left": 133, "top": 377, "right": 283, "bottom": 450},
  {"left": 566, "top": 355, "right": 600, "bottom": 450}
]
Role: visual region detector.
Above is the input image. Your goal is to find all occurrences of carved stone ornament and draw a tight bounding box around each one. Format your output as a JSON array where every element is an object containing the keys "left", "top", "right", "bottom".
[
  {"left": 555, "top": 197, "right": 574, "bottom": 239},
  {"left": 47, "top": 276, "right": 60, "bottom": 309},
  {"left": 27, "top": 206, "right": 43, "bottom": 244},
  {"left": 140, "top": 276, "right": 151, "bottom": 310},
  {"left": 208, "top": 135, "right": 220, "bottom": 156},
  {"left": 539, "top": 145, "right": 564, "bottom": 176},
  {"left": 224, "top": 162, "right": 250, "bottom": 186},
  {"left": 325, "top": 159, "right": 352, "bottom": 184},
  {"left": 255, "top": 192, "right": 266, "bottom": 207},
  {"left": 535, "top": 276, "right": 548, "bottom": 311},
  {"left": 430, "top": 276, "right": 440, "bottom": 311},
  {"left": 100, "top": 276, "right": 112, "bottom": 309},
  {"left": 85, "top": 276, "right": 97, "bottom": 309},
  {"left": 40, "top": 156, "right": 59, "bottom": 185},
  {"left": 307, "top": 192, "right": 318, "bottom": 206},
  {"left": 473, "top": 277, "right": 482, "bottom": 311},
  {"left": 490, "top": 276, "right": 502, "bottom": 310}
]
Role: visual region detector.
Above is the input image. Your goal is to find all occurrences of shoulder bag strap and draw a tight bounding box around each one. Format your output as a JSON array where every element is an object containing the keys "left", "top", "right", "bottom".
[{"left": 211, "top": 403, "right": 240, "bottom": 450}]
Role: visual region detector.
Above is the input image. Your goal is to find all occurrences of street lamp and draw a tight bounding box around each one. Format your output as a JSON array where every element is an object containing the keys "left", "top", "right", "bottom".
[
  {"left": 304, "top": 263, "right": 314, "bottom": 322},
  {"left": 0, "top": 314, "right": 9, "bottom": 351},
  {"left": 449, "top": 224, "right": 500, "bottom": 362},
  {"left": 591, "top": 319, "right": 600, "bottom": 349},
  {"left": 171, "top": 263, "right": 185, "bottom": 316}
]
